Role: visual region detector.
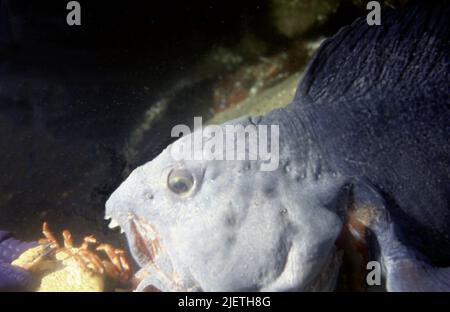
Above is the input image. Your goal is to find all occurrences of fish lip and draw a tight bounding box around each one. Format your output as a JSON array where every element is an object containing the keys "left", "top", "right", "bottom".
[
  {"left": 122, "top": 213, "right": 196, "bottom": 291},
  {"left": 128, "top": 216, "right": 162, "bottom": 266}
]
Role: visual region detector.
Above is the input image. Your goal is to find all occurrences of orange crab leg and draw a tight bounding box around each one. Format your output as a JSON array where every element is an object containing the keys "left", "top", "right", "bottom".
[
  {"left": 62, "top": 230, "right": 74, "bottom": 248},
  {"left": 97, "top": 244, "right": 123, "bottom": 271},
  {"left": 80, "top": 235, "right": 97, "bottom": 250},
  {"left": 79, "top": 249, "right": 105, "bottom": 274},
  {"left": 42, "top": 222, "right": 60, "bottom": 248},
  {"left": 37, "top": 222, "right": 133, "bottom": 284},
  {"left": 116, "top": 250, "right": 132, "bottom": 280},
  {"left": 117, "top": 250, "right": 131, "bottom": 270},
  {"left": 97, "top": 244, "right": 132, "bottom": 281}
]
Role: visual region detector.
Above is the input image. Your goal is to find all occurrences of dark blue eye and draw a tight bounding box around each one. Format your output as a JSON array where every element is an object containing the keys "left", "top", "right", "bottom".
[{"left": 167, "top": 168, "right": 194, "bottom": 195}]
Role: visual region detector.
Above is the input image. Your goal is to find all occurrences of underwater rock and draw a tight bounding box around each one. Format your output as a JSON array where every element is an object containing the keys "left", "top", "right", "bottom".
[
  {"left": 271, "top": 0, "right": 340, "bottom": 38},
  {"left": 208, "top": 72, "right": 302, "bottom": 125},
  {"left": 212, "top": 41, "right": 310, "bottom": 113},
  {"left": 208, "top": 38, "right": 324, "bottom": 124}
]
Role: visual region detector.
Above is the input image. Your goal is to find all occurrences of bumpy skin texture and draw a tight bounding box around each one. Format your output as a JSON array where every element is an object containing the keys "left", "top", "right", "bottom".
[
  {"left": 0, "top": 231, "right": 37, "bottom": 291},
  {"left": 106, "top": 2, "right": 449, "bottom": 291}
]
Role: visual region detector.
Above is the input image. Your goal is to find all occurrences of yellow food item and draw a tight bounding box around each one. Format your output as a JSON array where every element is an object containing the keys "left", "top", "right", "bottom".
[
  {"left": 11, "top": 223, "right": 132, "bottom": 292},
  {"left": 13, "top": 245, "right": 105, "bottom": 292},
  {"left": 12, "top": 245, "right": 56, "bottom": 273},
  {"left": 38, "top": 259, "right": 104, "bottom": 292}
]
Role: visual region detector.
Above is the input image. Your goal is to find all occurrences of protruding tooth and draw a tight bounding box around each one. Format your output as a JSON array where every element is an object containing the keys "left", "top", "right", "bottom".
[
  {"left": 120, "top": 228, "right": 125, "bottom": 234},
  {"left": 109, "top": 219, "right": 120, "bottom": 229},
  {"left": 105, "top": 215, "right": 112, "bottom": 220}
]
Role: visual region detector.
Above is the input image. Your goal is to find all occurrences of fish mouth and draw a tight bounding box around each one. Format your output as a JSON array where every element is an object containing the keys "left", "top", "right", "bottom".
[
  {"left": 121, "top": 213, "right": 198, "bottom": 292},
  {"left": 128, "top": 215, "right": 161, "bottom": 266}
]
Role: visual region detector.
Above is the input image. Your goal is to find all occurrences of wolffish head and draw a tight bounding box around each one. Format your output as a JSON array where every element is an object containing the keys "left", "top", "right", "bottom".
[{"left": 105, "top": 116, "right": 346, "bottom": 291}]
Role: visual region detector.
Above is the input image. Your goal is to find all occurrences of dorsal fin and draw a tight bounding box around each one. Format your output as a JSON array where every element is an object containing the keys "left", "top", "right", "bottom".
[{"left": 292, "top": 2, "right": 449, "bottom": 109}]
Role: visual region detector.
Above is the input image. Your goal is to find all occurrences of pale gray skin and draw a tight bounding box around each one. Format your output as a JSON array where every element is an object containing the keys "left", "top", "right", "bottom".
[
  {"left": 106, "top": 111, "right": 348, "bottom": 291},
  {"left": 106, "top": 3, "right": 450, "bottom": 291}
]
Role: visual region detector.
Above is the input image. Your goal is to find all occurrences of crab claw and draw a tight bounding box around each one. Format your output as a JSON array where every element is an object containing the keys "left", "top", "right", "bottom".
[{"left": 97, "top": 244, "right": 132, "bottom": 283}]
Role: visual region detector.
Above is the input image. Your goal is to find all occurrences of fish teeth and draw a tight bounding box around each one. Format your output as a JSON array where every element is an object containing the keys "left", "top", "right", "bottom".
[{"left": 108, "top": 219, "right": 120, "bottom": 229}]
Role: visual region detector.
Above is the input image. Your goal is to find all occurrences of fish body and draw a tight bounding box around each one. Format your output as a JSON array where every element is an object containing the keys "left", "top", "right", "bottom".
[{"left": 106, "top": 2, "right": 450, "bottom": 291}]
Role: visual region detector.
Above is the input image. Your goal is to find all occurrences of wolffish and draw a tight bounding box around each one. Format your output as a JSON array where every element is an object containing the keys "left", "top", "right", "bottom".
[{"left": 106, "top": 3, "right": 450, "bottom": 291}]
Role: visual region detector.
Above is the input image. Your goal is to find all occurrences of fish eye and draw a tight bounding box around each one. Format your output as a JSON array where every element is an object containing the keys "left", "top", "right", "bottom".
[{"left": 167, "top": 168, "right": 195, "bottom": 195}]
